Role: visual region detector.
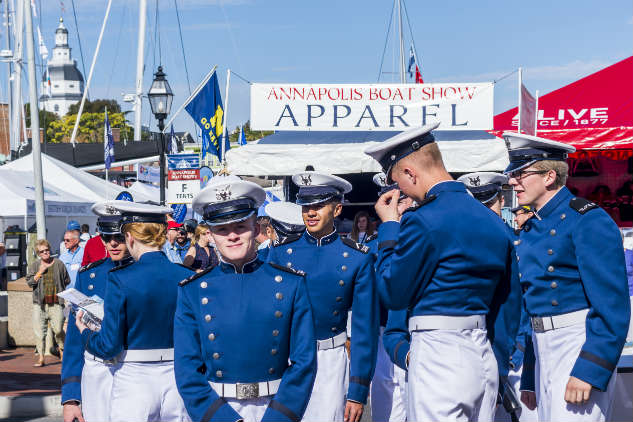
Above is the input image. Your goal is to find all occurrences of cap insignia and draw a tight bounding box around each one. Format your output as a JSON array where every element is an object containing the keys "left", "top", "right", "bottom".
[
  {"left": 469, "top": 176, "right": 481, "bottom": 186},
  {"left": 215, "top": 185, "right": 232, "bottom": 201},
  {"left": 300, "top": 174, "right": 312, "bottom": 186}
]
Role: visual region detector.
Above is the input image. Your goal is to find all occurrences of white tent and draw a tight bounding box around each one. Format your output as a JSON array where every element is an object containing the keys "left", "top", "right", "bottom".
[
  {"left": 227, "top": 130, "right": 509, "bottom": 175},
  {"left": 1, "top": 153, "right": 152, "bottom": 252},
  {"left": 0, "top": 169, "right": 96, "bottom": 254},
  {"left": 128, "top": 181, "right": 160, "bottom": 203},
  {"left": 3, "top": 153, "right": 153, "bottom": 203}
]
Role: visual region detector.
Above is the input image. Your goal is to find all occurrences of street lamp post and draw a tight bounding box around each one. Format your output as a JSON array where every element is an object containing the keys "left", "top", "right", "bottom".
[{"left": 148, "top": 66, "right": 174, "bottom": 205}]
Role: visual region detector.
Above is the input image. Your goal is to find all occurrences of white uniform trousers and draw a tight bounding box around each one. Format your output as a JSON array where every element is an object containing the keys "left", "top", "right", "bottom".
[
  {"left": 371, "top": 330, "right": 407, "bottom": 422},
  {"left": 109, "top": 361, "right": 190, "bottom": 422},
  {"left": 494, "top": 364, "right": 539, "bottom": 422},
  {"left": 407, "top": 329, "right": 498, "bottom": 422},
  {"left": 302, "top": 345, "right": 349, "bottom": 422},
  {"left": 81, "top": 358, "right": 116, "bottom": 422},
  {"left": 226, "top": 397, "right": 271, "bottom": 422},
  {"left": 533, "top": 321, "right": 617, "bottom": 422}
]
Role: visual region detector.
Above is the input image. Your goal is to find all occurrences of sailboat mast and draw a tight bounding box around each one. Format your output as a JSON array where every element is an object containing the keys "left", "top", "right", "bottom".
[
  {"left": 4, "top": 0, "right": 13, "bottom": 159},
  {"left": 134, "top": 0, "right": 147, "bottom": 141},
  {"left": 10, "top": 0, "right": 23, "bottom": 154},
  {"left": 397, "top": 0, "right": 406, "bottom": 83}
]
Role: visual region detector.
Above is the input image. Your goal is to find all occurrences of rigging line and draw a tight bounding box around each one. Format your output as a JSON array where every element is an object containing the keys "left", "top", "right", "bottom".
[
  {"left": 155, "top": 0, "right": 161, "bottom": 66},
  {"left": 105, "top": 0, "right": 128, "bottom": 97},
  {"left": 230, "top": 70, "right": 251, "bottom": 85},
  {"left": 71, "top": 0, "right": 88, "bottom": 98},
  {"left": 151, "top": 0, "right": 157, "bottom": 72},
  {"left": 218, "top": 1, "right": 242, "bottom": 75},
  {"left": 377, "top": 0, "right": 396, "bottom": 82},
  {"left": 173, "top": 0, "right": 191, "bottom": 95},
  {"left": 493, "top": 68, "right": 519, "bottom": 85},
  {"left": 401, "top": 0, "right": 419, "bottom": 76}
]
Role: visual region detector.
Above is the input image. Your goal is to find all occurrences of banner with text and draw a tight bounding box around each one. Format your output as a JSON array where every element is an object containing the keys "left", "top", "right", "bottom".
[
  {"left": 250, "top": 83, "right": 494, "bottom": 131},
  {"left": 167, "top": 154, "right": 200, "bottom": 204}
]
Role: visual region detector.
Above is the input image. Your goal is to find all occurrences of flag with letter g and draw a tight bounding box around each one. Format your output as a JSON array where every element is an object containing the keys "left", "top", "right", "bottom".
[{"left": 185, "top": 72, "right": 230, "bottom": 159}]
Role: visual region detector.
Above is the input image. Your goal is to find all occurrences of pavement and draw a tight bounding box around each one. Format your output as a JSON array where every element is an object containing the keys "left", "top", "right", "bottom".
[{"left": 0, "top": 348, "right": 62, "bottom": 419}]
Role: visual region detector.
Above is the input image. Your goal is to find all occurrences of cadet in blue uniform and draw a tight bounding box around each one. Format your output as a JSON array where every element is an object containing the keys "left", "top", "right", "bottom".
[
  {"left": 174, "top": 177, "right": 317, "bottom": 422},
  {"left": 503, "top": 132, "right": 631, "bottom": 421},
  {"left": 364, "top": 123, "right": 521, "bottom": 421},
  {"left": 369, "top": 172, "right": 411, "bottom": 422},
  {"left": 459, "top": 172, "right": 537, "bottom": 422},
  {"left": 265, "top": 201, "right": 306, "bottom": 247},
  {"left": 267, "top": 171, "right": 378, "bottom": 422},
  {"left": 61, "top": 209, "right": 133, "bottom": 422},
  {"left": 75, "top": 201, "right": 193, "bottom": 422}
]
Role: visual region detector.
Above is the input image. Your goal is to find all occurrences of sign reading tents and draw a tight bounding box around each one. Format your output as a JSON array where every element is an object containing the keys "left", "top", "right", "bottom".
[
  {"left": 250, "top": 83, "right": 494, "bottom": 131},
  {"left": 167, "top": 154, "right": 200, "bottom": 205}
]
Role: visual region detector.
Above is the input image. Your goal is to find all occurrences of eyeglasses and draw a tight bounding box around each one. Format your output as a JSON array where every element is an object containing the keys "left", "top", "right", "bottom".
[
  {"left": 38, "top": 249, "right": 50, "bottom": 254},
  {"left": 508, "top": 169, "right": 549, "bottom": 181},
  {"left": 100, "top": 233, "right": 125, "bottom": 243}
]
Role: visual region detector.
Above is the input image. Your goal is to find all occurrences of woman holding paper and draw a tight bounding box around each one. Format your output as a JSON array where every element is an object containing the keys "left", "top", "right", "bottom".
[{"left": 75, "top": 201, "right": 194, "bottom": 422}]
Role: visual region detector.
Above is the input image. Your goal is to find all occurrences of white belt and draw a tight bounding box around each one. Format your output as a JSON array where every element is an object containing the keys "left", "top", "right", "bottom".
[
  {"left": 84, "top": 351, "right": 115, "bottom": 365},
  {"left": 531, "top": 309, "right": 589, "bottom": 333},
  {"left": 408, "top": 315, "right": 487, "bottom": 332},
  {"left": 317, "top": 332, "right": 347, "bottom": 350},
  {"left": 209, "top": 378, "right": 281, "bottom": 399},
  {"left": 117, "top": 348, "right": 174, "bottom": 362}
]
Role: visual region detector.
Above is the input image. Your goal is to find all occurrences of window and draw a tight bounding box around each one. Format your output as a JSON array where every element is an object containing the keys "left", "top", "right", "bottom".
[
  {"left": 69, "top": 84, "right": 74, "bottom": 88},
  {"left": 54, "top": 104, "right": 59, "bottom": 112},
  {"left": 54, "top": 85, "right": 59, "bottom": 88}
]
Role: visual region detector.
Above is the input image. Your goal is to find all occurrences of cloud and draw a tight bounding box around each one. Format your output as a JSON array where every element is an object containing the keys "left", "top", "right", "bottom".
[{"left": 435, "top": 59, "right": 612, "bottom": 83}]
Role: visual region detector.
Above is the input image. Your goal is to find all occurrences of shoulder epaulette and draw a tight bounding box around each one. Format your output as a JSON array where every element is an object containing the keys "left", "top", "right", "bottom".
[
  {"left": 365, "top": 233, "right": 378, "bottom": 243},
  {"left": 341, "top": 236, "right": 370, "bottom": 254},
  {"left": 569, "top": 197, "right": 598, "bottom": 215},
  {"left": 179, "top": 266, "right": 214, "bottom": 287},
  {"left": 109, "top": 260, "right": 134, "bottom": 273},
  {"left": 79, "top": 257, "right": 108, "bottom": 273},
  {"left": 272, "top": 234, "right": 302, "bottom": 247},
  {"left": 403, "top": 194, "right": 437, "bottom": 214},
  {"left": 268, "top": 262, "right": 306, "bottom": 277}
]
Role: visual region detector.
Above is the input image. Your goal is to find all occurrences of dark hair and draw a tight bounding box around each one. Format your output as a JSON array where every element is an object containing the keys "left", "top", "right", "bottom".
[
  {"left": 81, "top": 224, "right": 90, "bottom": 233},
  {"left": 350, "top": 211, "right": 371, "bottom": 242}
]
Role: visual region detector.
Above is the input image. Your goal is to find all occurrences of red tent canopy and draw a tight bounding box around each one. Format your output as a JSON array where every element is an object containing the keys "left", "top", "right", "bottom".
[{"left": 493, "top": 56, "right": 633, "bottom": 158}]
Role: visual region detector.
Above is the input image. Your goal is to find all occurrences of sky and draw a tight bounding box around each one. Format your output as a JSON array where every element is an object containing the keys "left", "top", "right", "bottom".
[{"left": 1, "top": 0, "right": 631, "bottom": 139}]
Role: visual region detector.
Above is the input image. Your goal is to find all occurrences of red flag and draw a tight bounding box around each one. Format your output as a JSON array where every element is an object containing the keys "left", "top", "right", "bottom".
[{"left": 415, "top": 65, "right": 424, "bottom": 84}]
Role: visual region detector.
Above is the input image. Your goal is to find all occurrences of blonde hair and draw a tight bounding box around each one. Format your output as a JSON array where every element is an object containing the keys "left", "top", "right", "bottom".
[
  {"left": 394, "top": 142, "right": 446, "bottom": 174},
  {"left": 122, "top": 222, "right": 166, "bottom": 248},
  {"left": 194, "top": 223, "right": 210, "bottom": 243},
  {"left": 531, "top": 160, "right": 569, "bottom": 188},
  {"left": 35, "top": 239, "right": 51, "bottom": 251}
]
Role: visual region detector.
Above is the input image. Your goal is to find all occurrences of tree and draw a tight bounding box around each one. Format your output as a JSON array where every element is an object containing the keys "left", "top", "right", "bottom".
[
  {"left": 67, "top": 98, "right": 121, "bottom": 115},
  {"left": 24, "top": 103, "right": 59, "bottom": 133},
  {"left": 46, "top": 111, "right": 133, "bottom": 143},
  {"left": 228, "top": 120, "right": 273, "bottom": 143}
]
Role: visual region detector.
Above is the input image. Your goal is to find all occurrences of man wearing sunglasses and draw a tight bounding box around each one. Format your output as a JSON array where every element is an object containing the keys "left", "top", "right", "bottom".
[
  {"left": 61, "top": 208, "right": 134, "bottom": 422},
  {"left": 26, "top": 239, "right": 71, "bottom": 367},
  {"left": 503, "top": 132, "right": 630, "bottom": 421},
  {"left": 163, "top": 221, "right": 185, "bottom": 264},
  {"left": 59, "top": 230, "right": 84, "bottom": 289}
]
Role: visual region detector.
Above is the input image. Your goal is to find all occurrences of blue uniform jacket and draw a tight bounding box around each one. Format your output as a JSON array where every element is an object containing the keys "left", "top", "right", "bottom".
[
  {"left": 268, "top": 230, "right": 379, "bottom": 404},
  {"left": 375, "top": 181, "right": 522, "bottom": 377},
  {"left": 382, "top": 309, "right": 410, "bottom": 371},
  {"left": 174, "top": 258, "right": 317, "bottom": 422},
  {"left": 516, "top": 187, "right": 630, "bottom": 391},
  {"left": 81, "top": 251, "right": 193, "bottom": 359},
  {"left": 61, "top": 257, "right": 114, "bottom": 404}
]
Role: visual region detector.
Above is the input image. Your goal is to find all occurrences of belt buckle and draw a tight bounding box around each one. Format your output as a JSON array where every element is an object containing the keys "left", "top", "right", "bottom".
[
  {"left": 236, "top": 383, "right": 259, "bottom": 399},
  {"left": 531, "top": 317, "right": 544, "bottom": 332}
]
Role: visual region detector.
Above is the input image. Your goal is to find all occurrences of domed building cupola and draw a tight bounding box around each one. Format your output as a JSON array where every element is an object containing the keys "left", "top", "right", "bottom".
[{"left": 39, "top": 17, "right": 84, "bottom": 117}]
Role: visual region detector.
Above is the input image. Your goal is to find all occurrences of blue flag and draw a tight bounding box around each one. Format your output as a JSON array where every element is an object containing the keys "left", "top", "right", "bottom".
[
  {"left": 104, "top": 109, "right": 114, "bottom": 169},
  {"left": 185, "top": 73, "right": 230, "bottom": 160},
  {"left": 239, "top": 125, "right": 247, "bottom": 146},
  {"left": 168, "top": 125, "right": 175, "bottom": 154},
  {"left": 407, "top": 46, "right": 415, "bottom": 78}
]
